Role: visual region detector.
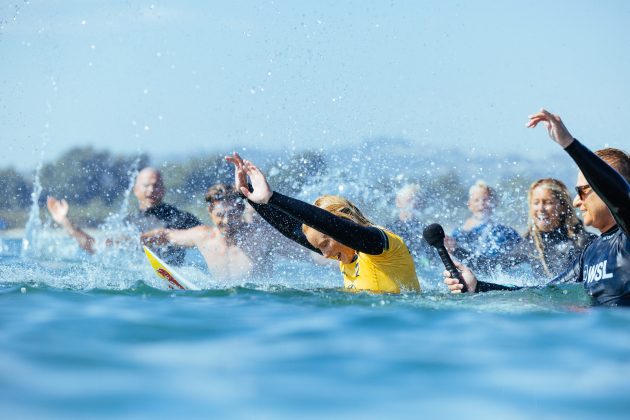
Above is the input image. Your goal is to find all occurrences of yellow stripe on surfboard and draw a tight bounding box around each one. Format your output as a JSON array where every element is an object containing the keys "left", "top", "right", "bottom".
[{"left": 143, "top": 246, "right": 200, "bottom": 290}]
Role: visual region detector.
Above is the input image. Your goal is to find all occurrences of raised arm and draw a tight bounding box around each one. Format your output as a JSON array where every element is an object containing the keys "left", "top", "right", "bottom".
[
  {"left": 527, "top": 109, "right": 630, "bottom": 234},
  {"left": 564, "top": 141, "right": 630, "bottom": 234},
  {"left": 47, "top": 196, "right": 96, "bottom": 253},
  {"left": 265, "top": 192, "right": 387, "bottom": 255},
  {"left": 247, "top": 201, "right": 320, "bottom": 253},
  {"left": 226, "top": 152, "right": 319, "bottom": 253},
  {"left": 235, "top": 157, "right": 386, "bottom": 255}
]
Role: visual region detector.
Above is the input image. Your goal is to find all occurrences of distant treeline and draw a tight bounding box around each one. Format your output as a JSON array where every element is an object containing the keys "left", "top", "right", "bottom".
[
  {"left": 0, "top": 144, "right": 534, "bottom": 231},
  {"left": 0, "top": 146, "right": 330, "bottom": 228}
]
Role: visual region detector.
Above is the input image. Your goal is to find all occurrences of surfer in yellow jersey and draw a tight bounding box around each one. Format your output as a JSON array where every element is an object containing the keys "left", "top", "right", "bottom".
[
  {"left": 142, "top": 183, "right": 275, "bottom": 280},
  {"left": 226, "top": 153, "right": 420, "bottom": 293}
]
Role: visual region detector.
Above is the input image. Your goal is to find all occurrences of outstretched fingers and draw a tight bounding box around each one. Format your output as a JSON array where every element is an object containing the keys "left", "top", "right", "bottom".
[
  {"left": 240, "top": 160, "right": 273, "bottom": 204},
  {"left": 526, "top": 109, "right": 562, "bottom": 127},
  {"left": 225, "top": 152, "right": 244, "bottom": 167},
  {"left": 226, "top": 152, "right": 249, "bottom": 192},
  {"left": 526, "top": 108, "right": 574, "bottom": 148},
  {"left": 46, "top": 196, "right": 69, "bottom": 222}
]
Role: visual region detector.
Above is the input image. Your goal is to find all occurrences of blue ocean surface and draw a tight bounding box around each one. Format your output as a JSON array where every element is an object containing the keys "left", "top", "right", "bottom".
[{"left": 1, "top": 237, "right": 629, "bottom": 419}]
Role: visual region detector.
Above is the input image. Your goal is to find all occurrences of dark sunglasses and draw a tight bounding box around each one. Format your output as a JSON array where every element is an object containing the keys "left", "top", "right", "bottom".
[{"left": 575, "top": 185, "right": 592, "bottom": 201}]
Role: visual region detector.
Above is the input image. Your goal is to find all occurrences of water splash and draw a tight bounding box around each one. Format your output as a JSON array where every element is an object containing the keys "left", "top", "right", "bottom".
[
  {"left": 92, "top": 157, "right": 143, "bottom": 266},
  {"left": 109, "top": 156, "right": 141, "bottom": 225},
  {"left": 21, "top": 156, "right": 44, "bottom": 257}
]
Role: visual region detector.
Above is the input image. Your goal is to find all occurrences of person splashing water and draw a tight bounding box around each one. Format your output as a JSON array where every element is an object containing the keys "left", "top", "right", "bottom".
[{"left": 226, "top": 153, "right": 420, "bottom": 294}]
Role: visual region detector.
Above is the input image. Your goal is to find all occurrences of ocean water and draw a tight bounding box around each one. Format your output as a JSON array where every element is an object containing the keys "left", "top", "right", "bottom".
[{"left": 1, "top": 237, "right": 629, "bottom": 419}]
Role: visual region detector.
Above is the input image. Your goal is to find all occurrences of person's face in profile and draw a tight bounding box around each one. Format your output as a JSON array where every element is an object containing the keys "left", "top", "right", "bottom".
[{"left": 572, "top": 171, "right": 614, "bottom": 232}]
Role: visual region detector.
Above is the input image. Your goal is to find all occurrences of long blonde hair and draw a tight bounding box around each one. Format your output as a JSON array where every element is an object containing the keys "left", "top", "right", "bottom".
[
  {"left": 526, "top": 178, "right": 583, "bottom": 276},
  {"left": 302, "top": 195, "right": 374, "bottom": 233}
]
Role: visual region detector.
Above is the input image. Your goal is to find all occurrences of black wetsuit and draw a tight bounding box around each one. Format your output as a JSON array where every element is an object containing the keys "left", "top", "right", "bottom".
[
  {"left": 454, "top": 226, "right": 594, "bottom": 278},
  {"left": 248, "top": 192, "right": 388, "bottom": 255},
  {"left": 127, "top": 203, "right": 201, "bottom": 265},
  {"left": 475, "top": 140, "right": 630, "bottom": 306}
]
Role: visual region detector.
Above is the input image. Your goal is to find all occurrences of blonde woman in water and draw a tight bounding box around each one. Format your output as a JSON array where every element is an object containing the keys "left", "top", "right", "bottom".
[
  {"left": 452, "top": 178, "right": 594, "bottom": 278},
  {"left": 226, "top": 153, "right": 420, "bottom": 293}
]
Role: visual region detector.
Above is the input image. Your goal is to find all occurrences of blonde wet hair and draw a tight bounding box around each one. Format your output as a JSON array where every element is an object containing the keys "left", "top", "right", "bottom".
[
  {"left": 526, "top": 178, "right": 583, "bottom": 276},
  {"left": 302, "top": 195, "right": 374, "bottom": 234}
]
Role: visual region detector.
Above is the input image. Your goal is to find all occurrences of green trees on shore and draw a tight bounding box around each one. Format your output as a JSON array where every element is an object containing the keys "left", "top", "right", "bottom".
[
  {"left": 0, "top": 147, "right": 330, "bottom": 229},
  {"left": 0, "top": 145, "right": 535, "bottom": 232}
]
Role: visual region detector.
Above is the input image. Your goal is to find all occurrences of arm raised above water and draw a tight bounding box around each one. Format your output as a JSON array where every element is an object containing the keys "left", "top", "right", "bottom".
[
  {"left": 527, "top": 109, "right": 630, "bottom": 234},
  {"left": 231, "top": 157, "right": 387, "bottom": 255},
  {"left": 47, "top": 196, "right": 96, "bottom": 253}
]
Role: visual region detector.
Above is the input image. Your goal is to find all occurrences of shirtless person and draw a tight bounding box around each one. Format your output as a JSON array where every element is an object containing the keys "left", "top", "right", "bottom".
[
  {"left": 142, "top": 183, "right": 274, "bottom": 280},
  {"left": 47, "top": 167, "right": 201, "bottom": 265},
  {"left": 444, "top": 109, "right": 630, "bottom": 306}
]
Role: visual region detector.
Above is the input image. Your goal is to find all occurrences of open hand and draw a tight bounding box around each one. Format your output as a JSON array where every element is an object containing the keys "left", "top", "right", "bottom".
[
  {"left": 225, "top": 152, "right": 248, "bottom": 193},
  {"left": 46, "top": 196, "right": 69, "bottom": 224},
  {"left": 443, "top": 260, "right": 477, "bottom": 294},
  {"left": 241, "top": 160, "right": 273, "bottom": 204},
  {"left": 526, "top": 109, "right": 574, "bottom": 148}
]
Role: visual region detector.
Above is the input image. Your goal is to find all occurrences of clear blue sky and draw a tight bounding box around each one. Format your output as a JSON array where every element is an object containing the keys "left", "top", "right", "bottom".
[{"left": 1, "top": 0, "right": 629, "bottom": 170}]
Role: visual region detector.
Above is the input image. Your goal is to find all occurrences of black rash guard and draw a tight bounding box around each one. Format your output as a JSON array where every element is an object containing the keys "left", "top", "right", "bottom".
[
  {"left": 474, "top": 140, "right": 630, "bottom": 306},
  {"left": 248, "top": 192, "right": 388, "bottom": 255}
]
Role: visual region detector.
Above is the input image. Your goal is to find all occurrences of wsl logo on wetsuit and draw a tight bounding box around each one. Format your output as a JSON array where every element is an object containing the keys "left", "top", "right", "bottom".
[{"left": 584, "top": 260, "right": 614, "bottom": 284}]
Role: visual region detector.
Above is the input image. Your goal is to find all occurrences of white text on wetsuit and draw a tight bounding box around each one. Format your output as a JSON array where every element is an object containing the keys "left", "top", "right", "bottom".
[{"left": 584, "top": 260, "right": 614, "bottom": 283}]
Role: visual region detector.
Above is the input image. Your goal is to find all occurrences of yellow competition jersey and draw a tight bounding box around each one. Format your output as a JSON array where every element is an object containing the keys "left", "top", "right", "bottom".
[{"left": 339, "top": 229, "right": 420, "bottom": 293}]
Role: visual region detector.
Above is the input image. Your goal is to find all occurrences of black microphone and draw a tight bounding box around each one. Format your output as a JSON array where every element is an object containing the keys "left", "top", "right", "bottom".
[{"left": 422, "top": 223, "right": 468, "bottom": 293}]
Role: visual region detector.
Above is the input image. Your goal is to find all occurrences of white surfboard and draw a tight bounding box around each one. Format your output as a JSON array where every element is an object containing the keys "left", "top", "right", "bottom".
[{"left": 143, "top": 246, "right": 200, "bottom": 290}]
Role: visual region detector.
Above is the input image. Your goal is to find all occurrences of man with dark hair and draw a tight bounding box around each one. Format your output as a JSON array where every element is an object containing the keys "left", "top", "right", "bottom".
[
  {"left": 142, "top": 183, "right": 275, "bottom": 279},
  {"left": 444, "top": 109, "right": 630, "bottom": 306},
  {"left": 47, "top": 167, "right": 201, "bottom": 265}
]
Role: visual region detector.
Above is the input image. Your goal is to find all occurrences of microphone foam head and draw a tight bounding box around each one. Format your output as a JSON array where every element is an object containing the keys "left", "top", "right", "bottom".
[{"left": 422, "top": 223, "right": 445, "bottom": 247}]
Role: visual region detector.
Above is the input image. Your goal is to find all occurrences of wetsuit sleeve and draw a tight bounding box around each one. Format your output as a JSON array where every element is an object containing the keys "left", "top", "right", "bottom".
[
  {"left": 565, "top": 139, "right": 630, "bottom": 235},
  {"left": 475, "top": 281, "right": 522, "bottom": 293},
  {"left": 248, "top": 201, "right": 320, "bottom": 254},
  {"left": 476, "top": 251, "right": 584, "bottom": 293},
  {"left": 265, "top": 192, "right": 388, "bottom": 255}
]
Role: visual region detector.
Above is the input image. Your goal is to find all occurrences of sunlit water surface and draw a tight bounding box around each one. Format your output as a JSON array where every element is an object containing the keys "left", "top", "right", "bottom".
[{"left": 1, "top": 237, "right": 629, "bottom": 419}]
